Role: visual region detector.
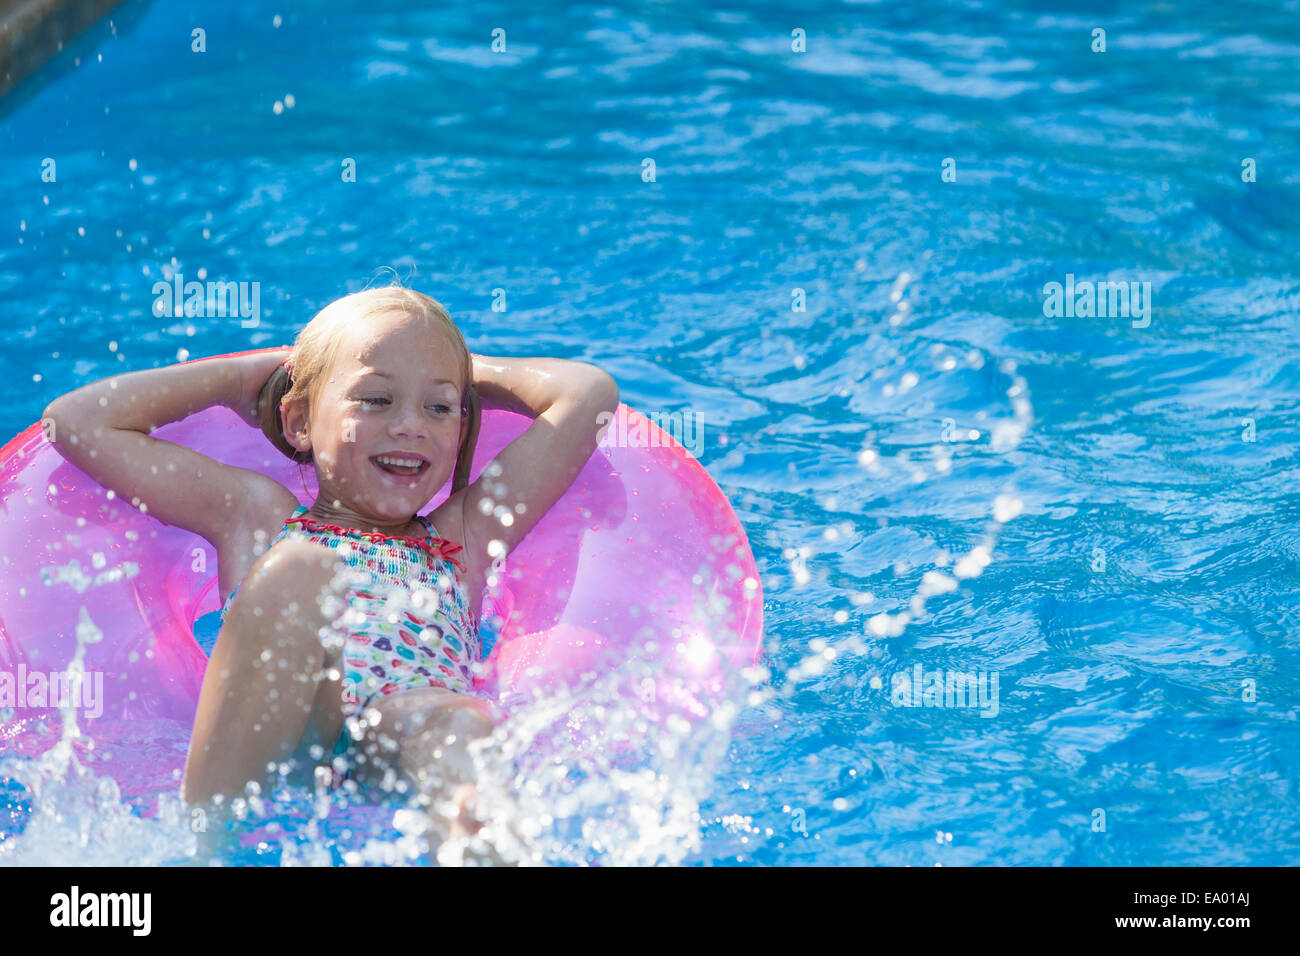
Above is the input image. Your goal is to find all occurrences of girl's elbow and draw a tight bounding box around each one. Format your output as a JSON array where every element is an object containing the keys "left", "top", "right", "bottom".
[
  {"left": 557, "top": 364, "right": 617, "bottom": 414},
  {"left": 591, "top": 370, "right": 619, "bottom": 412},
  {"left": 578, "top": 363, "right": 616, "bottom": 397},
  {"left": 40, "top": 401, "right": 70, "bottom": 442}
]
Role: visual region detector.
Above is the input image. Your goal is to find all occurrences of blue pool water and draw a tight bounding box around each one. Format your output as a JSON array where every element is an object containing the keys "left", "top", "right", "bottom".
[{"left": 2, "top": 0, "right": 1299, "bottom": 864}]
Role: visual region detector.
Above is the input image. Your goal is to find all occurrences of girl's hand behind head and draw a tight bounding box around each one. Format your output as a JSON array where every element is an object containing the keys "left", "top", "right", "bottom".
[{"left": 227, "top": 347, "right": 294, "bottom": 428}]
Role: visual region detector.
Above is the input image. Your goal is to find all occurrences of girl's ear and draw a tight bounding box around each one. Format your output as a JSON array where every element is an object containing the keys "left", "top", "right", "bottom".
[
  {"left": 281, "top": 399, "right": 313, "bottom": 458},
  {"left": 260, "top": 366, "right": 312, "bottom": 464}
]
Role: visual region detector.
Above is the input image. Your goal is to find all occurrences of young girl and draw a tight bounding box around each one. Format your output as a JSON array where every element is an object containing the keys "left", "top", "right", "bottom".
[{"left": 41, "top": 285, "right": 619, "bottom": 853}]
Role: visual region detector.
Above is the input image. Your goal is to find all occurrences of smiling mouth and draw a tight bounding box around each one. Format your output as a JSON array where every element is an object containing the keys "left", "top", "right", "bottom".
[{"left": 370, "top": 455, "right": 429, "bottom": 477}]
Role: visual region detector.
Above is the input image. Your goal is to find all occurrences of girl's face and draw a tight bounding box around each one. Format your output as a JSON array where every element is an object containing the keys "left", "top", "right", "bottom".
[{"left": 284, "top": 313, "right": 466, "bottom": 525}]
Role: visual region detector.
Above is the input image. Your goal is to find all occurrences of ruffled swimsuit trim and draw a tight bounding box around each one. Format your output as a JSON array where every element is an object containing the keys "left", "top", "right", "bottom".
[{"left": 284, "top": 512, "right": 469, "bottom": 576}]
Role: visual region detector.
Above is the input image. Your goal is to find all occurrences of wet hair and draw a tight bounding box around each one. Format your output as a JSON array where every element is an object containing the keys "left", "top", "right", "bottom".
[{"left": 256, "top": 285, "right": 481, "bottom": 493}]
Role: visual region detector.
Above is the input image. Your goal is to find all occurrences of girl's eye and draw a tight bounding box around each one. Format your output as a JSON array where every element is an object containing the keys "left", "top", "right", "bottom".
[{"left": 359, "top": 397, "right": 451, "bottom": 413}]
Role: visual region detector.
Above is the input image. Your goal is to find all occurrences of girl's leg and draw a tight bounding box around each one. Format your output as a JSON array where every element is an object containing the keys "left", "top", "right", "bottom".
[
  {"left": 181, "top": 538, "right": 347, "bottom": 809},
  {"left": 349, "top": 687, "right": 499, "bottom": 858}
]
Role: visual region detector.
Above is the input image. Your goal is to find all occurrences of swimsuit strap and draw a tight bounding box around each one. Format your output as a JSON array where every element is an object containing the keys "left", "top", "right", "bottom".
[
  {"left": 285, "top": 510, "right": 468, "bottom": 576},
  {"left": 416, "top": 513, "right": 470, "bottom": 577}
]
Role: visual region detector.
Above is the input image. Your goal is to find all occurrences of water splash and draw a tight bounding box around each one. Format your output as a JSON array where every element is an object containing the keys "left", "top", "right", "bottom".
[
  {"left": 0, "top": 607, "right": 196, "bottom": 864},
  {"left": 39, "top": 558, "right": 141, "bottom": 594},
  {"left": 461, "top": 653, "right": 749, "bottom": 866},
  {"left": 743, "top": 275, "right": 1037, "bottom": 746}
]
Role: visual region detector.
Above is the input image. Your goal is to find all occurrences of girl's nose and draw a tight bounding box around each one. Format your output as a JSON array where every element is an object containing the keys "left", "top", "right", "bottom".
[{"left": 389, "top": 402, "right": 428, "bottom": 439}]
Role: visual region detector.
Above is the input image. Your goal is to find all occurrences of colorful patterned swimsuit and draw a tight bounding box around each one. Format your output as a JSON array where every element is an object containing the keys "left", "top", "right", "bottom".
[{"left": 219, "top": 505, "right": 483, "bottom": 762}]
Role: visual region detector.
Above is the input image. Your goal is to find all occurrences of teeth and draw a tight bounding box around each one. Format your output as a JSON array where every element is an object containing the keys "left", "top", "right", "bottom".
[{"left": 375, "top": 455, "right": 424, "bottom": 468}]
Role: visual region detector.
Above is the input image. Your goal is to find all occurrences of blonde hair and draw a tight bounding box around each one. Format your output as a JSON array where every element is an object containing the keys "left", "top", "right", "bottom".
[{"left": 257, "top": 286, "right": 481, "bottom": 493}]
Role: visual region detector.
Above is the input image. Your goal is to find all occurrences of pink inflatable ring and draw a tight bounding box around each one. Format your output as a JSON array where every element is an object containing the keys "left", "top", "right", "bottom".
[{"left": 0, "top": 350, "right": 764, "bottom": 796}]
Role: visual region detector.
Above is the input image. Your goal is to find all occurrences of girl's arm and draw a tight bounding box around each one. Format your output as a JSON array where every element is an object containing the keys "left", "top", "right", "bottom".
[
  {"left": 456, "top": 353, "right": 619, "bottom": 564},
  {"left": 40, "top": 349, "right": 296, "bottom": 547}
]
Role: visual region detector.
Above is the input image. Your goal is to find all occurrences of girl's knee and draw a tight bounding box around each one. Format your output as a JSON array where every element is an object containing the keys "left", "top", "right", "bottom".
[
  {"left": 444, "top": 705, "right": 495, "bottom": 742},
  {"left": 218, "top": 539, "right": 349, "bottom": 675},
  {"left": 250, "top": 537, "right": 342, "bottom": 590},
  {"left": 230, "top": 539, "right": 343, "bottom": 622}
]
